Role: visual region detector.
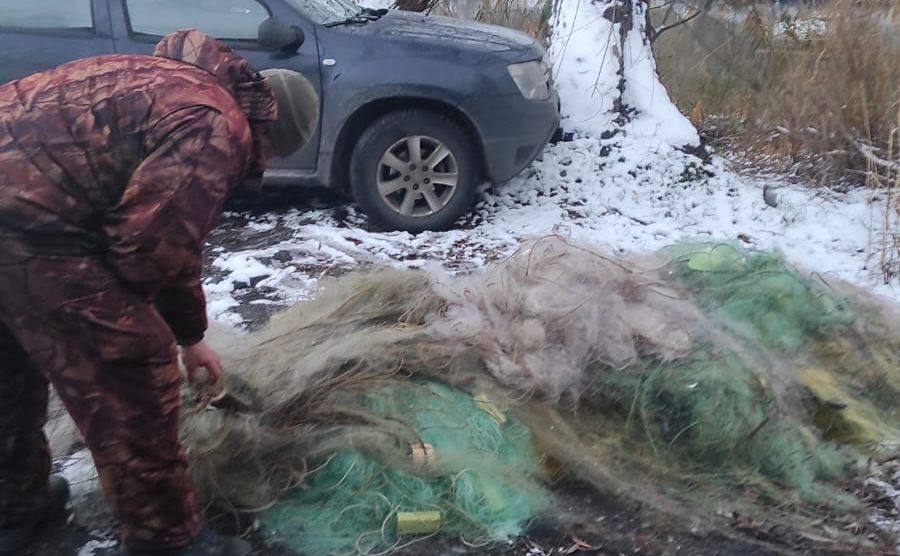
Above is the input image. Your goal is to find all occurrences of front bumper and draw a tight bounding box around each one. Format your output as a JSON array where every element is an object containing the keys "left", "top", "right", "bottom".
[{"left": 473, "top": 88, "right": 561, "bottom": 184}]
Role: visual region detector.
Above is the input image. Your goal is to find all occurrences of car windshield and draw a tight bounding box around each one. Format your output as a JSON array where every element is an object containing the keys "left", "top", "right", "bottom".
[{"left": 283, "top": 0, "right": 361, "bottom": 25}]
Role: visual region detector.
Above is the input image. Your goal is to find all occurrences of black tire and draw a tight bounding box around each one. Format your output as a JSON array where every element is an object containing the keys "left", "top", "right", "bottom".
[{"left": 350, "top": 109, "right": 479, "bottom": 232}]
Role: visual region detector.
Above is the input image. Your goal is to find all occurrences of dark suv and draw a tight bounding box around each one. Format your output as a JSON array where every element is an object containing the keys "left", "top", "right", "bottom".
[{"left": 0, "top": 0, "right": 559, "bottom": 231}]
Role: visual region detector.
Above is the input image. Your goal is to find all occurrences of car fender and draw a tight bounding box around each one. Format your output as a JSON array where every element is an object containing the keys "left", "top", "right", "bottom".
[{"left": 321, "top": 83, "right": 491, "bottom": 188}]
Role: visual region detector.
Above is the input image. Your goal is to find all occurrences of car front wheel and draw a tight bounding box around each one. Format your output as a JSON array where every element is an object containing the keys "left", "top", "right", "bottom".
[{"left": 350, "top": 109, "right": 479, "bottom": 232}]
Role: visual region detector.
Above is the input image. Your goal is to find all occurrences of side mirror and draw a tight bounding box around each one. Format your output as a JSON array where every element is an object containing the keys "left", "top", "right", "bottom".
[{"left": 258, "top": 17, "right": 304, "bottom": 53}]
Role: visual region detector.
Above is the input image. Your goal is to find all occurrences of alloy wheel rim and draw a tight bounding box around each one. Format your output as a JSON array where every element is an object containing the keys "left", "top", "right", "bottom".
[{"left": 376, "top": 135, "right": 459, "bottom": 217}]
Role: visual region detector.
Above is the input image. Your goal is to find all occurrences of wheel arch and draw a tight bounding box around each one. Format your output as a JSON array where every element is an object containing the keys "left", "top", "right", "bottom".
[{"left": 331, "top": 97, "right": 487, "bottom": 193}]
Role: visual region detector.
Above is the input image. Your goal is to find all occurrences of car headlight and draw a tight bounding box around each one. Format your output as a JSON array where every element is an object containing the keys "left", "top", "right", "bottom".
[{"left": 507, "top": 59, "right": 551, "bottom": 101}]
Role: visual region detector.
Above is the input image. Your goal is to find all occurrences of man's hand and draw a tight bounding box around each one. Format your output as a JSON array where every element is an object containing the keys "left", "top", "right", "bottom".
[{"left": 180, "top": 340, "right": 223, "bottom": 386}]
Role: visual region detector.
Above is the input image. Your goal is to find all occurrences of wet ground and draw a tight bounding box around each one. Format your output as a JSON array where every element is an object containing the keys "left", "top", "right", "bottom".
[
  {"left": 26, "top": 481, "right": 788, "bottom": 556},
  {"left": 27, "top": 448, "right": 893, "bottom": 556}
]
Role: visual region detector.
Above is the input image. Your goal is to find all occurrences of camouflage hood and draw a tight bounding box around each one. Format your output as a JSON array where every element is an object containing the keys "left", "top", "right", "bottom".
[{"left": 153, "top": 29, "right": 277, "bottom": 124}]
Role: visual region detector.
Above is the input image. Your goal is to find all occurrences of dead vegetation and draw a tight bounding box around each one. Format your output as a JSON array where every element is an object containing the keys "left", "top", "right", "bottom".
[
  {"left": 386, "top": 0, "right": 554, "bottom": 39},
  {"left": 874, "top": 121, "right": 899, "bottom": 282},
  {"left": 653, "top": 0, "right": 898, "bottom": 182}
]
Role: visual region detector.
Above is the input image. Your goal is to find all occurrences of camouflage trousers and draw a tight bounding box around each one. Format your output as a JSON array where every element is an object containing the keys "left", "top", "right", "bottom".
[{"left": 0, "top": 248, "right": 202, "bottom": 549}]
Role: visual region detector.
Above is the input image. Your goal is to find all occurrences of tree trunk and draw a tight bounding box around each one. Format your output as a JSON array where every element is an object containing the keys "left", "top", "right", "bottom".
[{"left": 548, "top": 0, "right": 700, "bottom": 148}]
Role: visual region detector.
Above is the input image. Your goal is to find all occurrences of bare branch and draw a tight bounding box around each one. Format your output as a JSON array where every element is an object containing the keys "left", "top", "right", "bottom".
[
  {"left": 648, "top": 0, "right": 714, "bottom": 44},
  {"left": 649, "top": 0, "right": 677, "bottom": 10}
]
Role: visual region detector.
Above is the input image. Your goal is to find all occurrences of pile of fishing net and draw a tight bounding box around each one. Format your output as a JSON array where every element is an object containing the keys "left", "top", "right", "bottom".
[{"left": 182, "top": 237, "right": 899, "bottom": 555}]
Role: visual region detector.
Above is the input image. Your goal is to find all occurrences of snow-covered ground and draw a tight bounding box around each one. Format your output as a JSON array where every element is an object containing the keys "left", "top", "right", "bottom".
[{"left": 206, "top": 139, "right": 896, "bottom": 327}]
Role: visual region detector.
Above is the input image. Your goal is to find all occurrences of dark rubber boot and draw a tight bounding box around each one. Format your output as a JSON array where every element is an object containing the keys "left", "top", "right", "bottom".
[
  {"left": 0, "top": 475, "right": 70, "bottom": 556},
  {"left": 124, "top": 529, "right": 251, "bottom": 556}
]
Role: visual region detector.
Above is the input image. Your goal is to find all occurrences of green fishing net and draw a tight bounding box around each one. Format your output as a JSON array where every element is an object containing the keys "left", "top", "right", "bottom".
[
  {"left": 666, "top": 244, "right": 856, "bottom": 352},
  {"left": 261, "top": 381, "right": 548, "bottom": 555},
  {"left": 592, "top": 350, "right": 849, "bottom": 497},
  {"left": 203, "top": 241, "right": 898, "bottom": 555}
]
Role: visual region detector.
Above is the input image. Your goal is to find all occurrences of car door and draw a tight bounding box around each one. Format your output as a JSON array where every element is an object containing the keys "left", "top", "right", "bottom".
[
  {"left": 107, "top": 0, "right": 322, "bottom": 173},
  {"left": 0, "top": 0, "right": 115, "bottom": 83}
]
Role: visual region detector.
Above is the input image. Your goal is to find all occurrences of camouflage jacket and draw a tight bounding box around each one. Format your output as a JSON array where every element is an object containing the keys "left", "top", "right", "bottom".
[{"left": 0, "top": 31, "right": 275, "bottom": 345}]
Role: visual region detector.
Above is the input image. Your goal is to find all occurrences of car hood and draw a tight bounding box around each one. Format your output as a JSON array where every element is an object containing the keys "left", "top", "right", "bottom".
[{"left": 358, "top": 11, "right": 541, "bottom": 58}]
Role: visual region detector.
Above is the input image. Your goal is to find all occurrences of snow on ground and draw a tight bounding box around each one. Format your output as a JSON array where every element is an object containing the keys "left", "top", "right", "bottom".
[
  {"left": 76, "top": 539, "right": 118, "bottom": 556},
  {"left": 358, "top": 0, "right": 395, "bottom": 10},
  {"left": 205, "top": 138, "right": 895, "bottom": 326},
  {"left": 57, "top": 450, "right": 101, "bottom": 506}
]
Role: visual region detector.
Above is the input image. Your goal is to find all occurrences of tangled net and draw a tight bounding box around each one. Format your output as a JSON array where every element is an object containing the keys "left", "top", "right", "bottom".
[{"left": 65, "top": 237, "right": 900, "bottom": 554}]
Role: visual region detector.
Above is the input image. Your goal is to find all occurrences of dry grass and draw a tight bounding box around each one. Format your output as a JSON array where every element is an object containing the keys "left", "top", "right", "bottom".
[
  {"left": 654, "top": 0, "right": 899, "bottom": 185},
  {"left": 874, "top": 114, "right": 899, "bottom": 282},
  {"left": 468, "top": 0, "right": 553, "bottom": 38},
  {"left": 391, "top": 0, "right": 553, "bottom": 39}
]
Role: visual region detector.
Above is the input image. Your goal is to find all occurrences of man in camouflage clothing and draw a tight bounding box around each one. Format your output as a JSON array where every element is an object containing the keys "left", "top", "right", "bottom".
[{"left": 0, "top": 30, "right": 317, "bottom": 556}]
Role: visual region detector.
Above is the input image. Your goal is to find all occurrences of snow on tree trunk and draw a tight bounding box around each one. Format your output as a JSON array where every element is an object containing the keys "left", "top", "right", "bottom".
[{"left": 548, "top": 0, "right": 699, "bottom": 148}]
